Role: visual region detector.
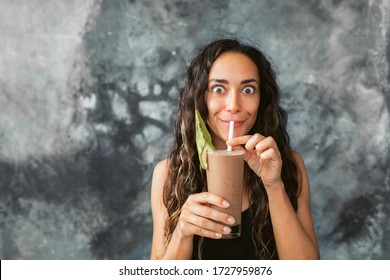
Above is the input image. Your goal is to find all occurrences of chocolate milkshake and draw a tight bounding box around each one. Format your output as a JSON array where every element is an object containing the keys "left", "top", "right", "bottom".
[{"left": 206, "top": 150, "right": 245, "bottom": 238}]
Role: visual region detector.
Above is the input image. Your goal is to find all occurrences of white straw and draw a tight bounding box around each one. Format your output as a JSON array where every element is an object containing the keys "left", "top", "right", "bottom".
[{"left": 227, "top": 121, "right": 234, "bottom": 151}]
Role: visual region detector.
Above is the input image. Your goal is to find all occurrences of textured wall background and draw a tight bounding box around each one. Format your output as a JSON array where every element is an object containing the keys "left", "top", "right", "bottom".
[{"left": 0, "top": 0, "right": 389, "bottom": 260}]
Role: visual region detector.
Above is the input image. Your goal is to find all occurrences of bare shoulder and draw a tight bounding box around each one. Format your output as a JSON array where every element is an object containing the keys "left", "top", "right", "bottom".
[
  {"left": 291, "top": 151, "right": 311, "bottom": 200},
  {"left": 292, "top": 152, "right": 319, "bottom": 256},
  {"left": 153, "top": 159, "right": 169, "bottom": 180},
  {"left": 292, "top": 152, "right": 308, "bottom": 180},
  {"left": 151, "top": 159, "right": 170, "bottom": 208},
  {"left": 152, "top": 159, "right": 170, "bottom": 194},
  {"left": 292, "top": 151, "right": 305, "bottom": 168},
  {"left": 150, "top": 159, "right": 170, "bottom": 259}
]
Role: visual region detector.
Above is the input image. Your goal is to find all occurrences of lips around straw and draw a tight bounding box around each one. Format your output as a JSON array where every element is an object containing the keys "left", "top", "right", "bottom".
[{"left": 227, "top": 121, "right": 234, "bottom": 151}]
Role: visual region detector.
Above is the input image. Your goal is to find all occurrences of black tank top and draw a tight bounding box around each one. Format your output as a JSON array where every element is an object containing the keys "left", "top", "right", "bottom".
[{"left": 192, "top": 208, "right": 257, "bottom": 260}]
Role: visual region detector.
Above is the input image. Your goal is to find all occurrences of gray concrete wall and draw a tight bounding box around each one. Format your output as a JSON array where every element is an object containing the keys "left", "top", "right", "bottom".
[{"left": 0, "top": 0, "right": 389, "bottom": 259}]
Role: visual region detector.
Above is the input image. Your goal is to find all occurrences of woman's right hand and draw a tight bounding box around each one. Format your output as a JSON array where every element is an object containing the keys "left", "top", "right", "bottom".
[{"left": 177, "top": 192, "right": 236, "bottom": 239}]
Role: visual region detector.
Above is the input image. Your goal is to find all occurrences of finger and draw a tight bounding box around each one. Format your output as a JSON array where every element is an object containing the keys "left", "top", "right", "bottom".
[
  {"left": 187, "top": 214, "right": 232, "bottom": 235},
  {"left": 228, "top": 145, "right": 256, "bottom": 162},
  {"left": 259, "top": 148, "right": 279, "bottom": 160},
  {"left": 188, "top": 192, "right": 230, "bottom": 208},
  {"left": 189, "top": 204, "right": 236, "bottom": 225},
  {"left": 244, "top": 133, "right": 266, "bottom": 151},
  {"left": 226, "top": 135, "right": 254, "bottom": 146},
  {"left": 179, "top": 209, "right": 232, "bottom": 238},
  {"left": 255, "top": 136, "right": 280, "bottom": 157},
  {"left": 181, "top": 222, "right": 224, "bottom": 239},
  {"left": 182, "top": 199, "right": 235, "bottom": 225}
]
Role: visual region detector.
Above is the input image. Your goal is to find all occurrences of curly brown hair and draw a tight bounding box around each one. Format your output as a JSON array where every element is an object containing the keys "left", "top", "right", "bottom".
[{"left": 163, "top": 37, "right": 300, "bottom": 259}]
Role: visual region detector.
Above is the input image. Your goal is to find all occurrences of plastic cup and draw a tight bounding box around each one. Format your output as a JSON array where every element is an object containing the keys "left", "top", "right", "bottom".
[{"left": 206, "top": 150, "right": 245, "bottom": 238}]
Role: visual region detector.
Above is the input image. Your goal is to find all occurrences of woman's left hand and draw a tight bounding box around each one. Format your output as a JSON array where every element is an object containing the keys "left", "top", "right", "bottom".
[{"left": 227, "top": 134, "right": 283, "bottom": 189}]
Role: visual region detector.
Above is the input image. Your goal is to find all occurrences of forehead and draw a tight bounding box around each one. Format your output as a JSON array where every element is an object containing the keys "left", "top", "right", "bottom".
[{"left": 209, "top": 51, "right": 259, "bottom": 80}]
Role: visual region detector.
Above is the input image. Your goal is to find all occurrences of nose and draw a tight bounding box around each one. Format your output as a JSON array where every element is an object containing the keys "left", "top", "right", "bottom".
[{"left": 225, "top": 91, "right": 240, "bottom": 113}]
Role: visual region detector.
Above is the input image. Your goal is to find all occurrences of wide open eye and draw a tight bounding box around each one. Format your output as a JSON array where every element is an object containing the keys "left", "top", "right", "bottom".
[
  {"left": 211, "top": 86, "right": 225, "bottom": 94},
  {"left": 242, "top": 86, "right": 255, "bottom": 94}
]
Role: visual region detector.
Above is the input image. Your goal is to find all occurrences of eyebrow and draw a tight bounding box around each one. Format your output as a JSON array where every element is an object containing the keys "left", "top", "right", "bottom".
[{"left": 209, "top": 78, "right": 259, "bottom": 85}]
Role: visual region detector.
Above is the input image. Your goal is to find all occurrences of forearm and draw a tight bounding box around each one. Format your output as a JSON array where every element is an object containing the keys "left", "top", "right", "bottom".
[
  {"left": 158, "top": 227, "right": 194, "bottom": 260},
  {"left": 267, "top": 182, "right": 319, "bottom": 259}
]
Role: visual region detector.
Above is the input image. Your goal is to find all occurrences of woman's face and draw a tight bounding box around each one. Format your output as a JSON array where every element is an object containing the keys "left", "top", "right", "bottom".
[{"left": 205, "top": 51, "right": 260, "bottom": 150}]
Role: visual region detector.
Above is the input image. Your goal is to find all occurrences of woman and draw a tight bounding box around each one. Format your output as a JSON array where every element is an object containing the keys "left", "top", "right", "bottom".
[{"left": 150, "top": 38, "right": 319, "bottom": 259}]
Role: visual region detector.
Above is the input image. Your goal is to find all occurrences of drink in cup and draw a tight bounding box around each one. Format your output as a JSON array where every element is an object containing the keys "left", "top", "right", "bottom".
[{"left": 206, "top": 150, "right": 245, "bottom": 238}]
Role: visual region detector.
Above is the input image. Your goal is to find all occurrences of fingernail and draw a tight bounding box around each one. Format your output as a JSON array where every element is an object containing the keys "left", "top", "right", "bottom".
[
  {"left": 222, "top": 200, "right": 230, "bottom": 207},
  {"left": 227, "top": 217, "right": 235, "bottom": 224},
  {"left": 223, "top": 226, "right": 231, "bottom": 233},
  {"left": 215, "top": 233, "right": 222, "bottom": 238}
]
